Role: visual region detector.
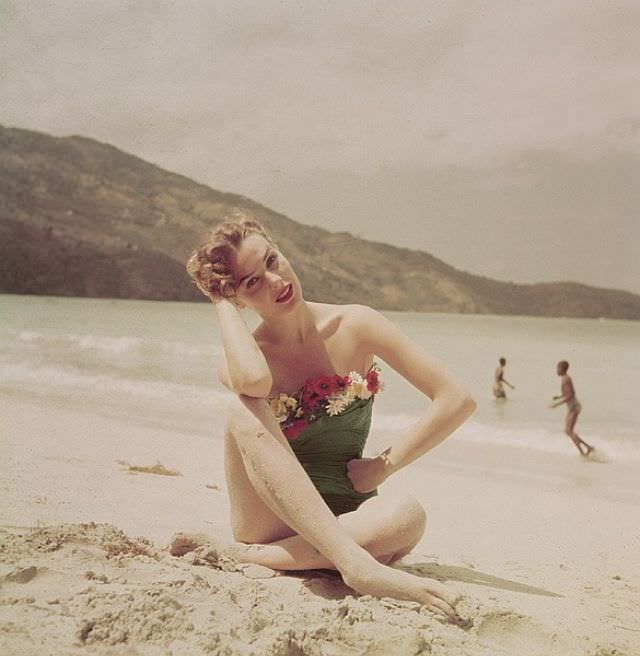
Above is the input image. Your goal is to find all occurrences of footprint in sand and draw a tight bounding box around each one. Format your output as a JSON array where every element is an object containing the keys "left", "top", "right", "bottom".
[
  {"left": 477, "top": 612, "right": 573, "bottom": 656},
  {"left": 4, "top": 566, "right": 39, "bottom": 584}
]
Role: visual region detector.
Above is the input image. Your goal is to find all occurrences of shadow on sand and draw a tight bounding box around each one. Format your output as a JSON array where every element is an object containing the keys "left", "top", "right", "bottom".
[
  {"left": 291, "top": 561, "right": 561, "bottom": 600},
  {"left": 402, "top": 562, "right": 562, "bottom": 598}
]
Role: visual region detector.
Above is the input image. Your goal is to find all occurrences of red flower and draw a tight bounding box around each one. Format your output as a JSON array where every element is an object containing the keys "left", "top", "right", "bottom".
[
  {"left": 300, "top": 383, "right": 320, "bottom": 411},
  {"left": 283, "top": 419, "right": 308, "bottom": 439},
  {"left": 311, "top": 376, "right": 338, "bottom": 398},
  {"left": 335, "top": 375, "right": 350, "bottom": 392},
  {"left": 366, "top": 368, "right": 380, "bottom": 394}
]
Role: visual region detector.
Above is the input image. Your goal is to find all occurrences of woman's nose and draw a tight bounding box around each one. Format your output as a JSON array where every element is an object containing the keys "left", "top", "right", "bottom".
[{"left": 266, "top": 270, "right": 283, "bottom": 286}]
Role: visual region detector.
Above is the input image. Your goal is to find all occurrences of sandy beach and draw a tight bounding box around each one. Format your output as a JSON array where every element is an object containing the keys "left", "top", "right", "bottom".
[{"left": 1, "top": 389, "right": 639, "bottom": 655}]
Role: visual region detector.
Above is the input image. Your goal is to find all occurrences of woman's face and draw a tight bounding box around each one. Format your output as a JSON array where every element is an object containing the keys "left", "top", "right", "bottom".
[{"left": 232, "top": 233, "right": 302, "bottom": 317}]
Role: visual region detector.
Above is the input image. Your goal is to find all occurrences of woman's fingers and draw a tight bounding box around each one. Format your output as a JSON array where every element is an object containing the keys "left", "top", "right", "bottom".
[
  {"left": 426, "top": 594, "right": 456, "bottom": 616},
  {"left": 426, "top": 595, "right": 472, "bottom": 628}
]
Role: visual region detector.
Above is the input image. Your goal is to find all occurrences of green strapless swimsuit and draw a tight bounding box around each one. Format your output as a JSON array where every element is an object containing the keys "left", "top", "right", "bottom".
[
  {"left": 270, "top": 366, "right": 383, "bottom": 516},
  {"left": 288, "top": 396, "right": 377, "bottom": 515}
]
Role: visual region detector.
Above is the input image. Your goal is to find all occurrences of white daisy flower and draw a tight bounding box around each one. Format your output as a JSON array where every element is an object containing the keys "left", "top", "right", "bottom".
[
  {"left": 348, "top": 371, "right": 364, "bottom": 384},
  {"left": 326, "top": 396, "right": 349, "bottom": 416}
]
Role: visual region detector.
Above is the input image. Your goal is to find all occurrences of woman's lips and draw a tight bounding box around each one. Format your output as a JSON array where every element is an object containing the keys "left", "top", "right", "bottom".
[{"left": 276, "top": 283, "right": 294, "bottom": 303}]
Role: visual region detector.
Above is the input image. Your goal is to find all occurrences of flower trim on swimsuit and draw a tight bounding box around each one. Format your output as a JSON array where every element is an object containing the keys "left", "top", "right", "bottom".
[{"left": 269, "top": 364, "right": 384, "bottom": 440}]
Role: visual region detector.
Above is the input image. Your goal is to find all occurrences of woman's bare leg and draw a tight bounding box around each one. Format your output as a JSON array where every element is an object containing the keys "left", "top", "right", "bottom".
[
  {"left": 238, "top": 493, "right": 426, "bottom": 569},
  {"left": 175, "top": 395, "right": 464, "bottom": 620},
  {"left": 223, "top": 401, "right": 296, "bottom": 544},
  {"left": 174, "top": 493, "right": 426, "bottom": 568}
]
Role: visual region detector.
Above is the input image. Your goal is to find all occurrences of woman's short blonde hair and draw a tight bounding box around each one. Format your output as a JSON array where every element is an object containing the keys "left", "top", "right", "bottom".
[{"left": 186, "top": 213, "right": 276, "bottom": 300}]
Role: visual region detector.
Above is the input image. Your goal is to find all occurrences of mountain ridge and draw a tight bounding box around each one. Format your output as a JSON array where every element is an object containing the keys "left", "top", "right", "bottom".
[{"left": 1, "top": 125, "right": 638, "bottom": 319}]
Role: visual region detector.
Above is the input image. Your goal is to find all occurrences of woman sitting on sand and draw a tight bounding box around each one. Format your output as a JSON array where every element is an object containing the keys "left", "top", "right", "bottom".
[{"left": 174, "top": 214, "right": 476, "bottom": 622}]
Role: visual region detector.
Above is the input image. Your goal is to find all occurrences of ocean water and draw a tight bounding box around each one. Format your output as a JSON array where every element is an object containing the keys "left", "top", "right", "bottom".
[{"left": 2, "top": 294, "right": 639, "bottom": 462}]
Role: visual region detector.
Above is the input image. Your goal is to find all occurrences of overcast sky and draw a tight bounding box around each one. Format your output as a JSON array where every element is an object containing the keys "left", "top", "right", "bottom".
[{"left": 3, "top": 0, "right": 639, "bottom": 293}]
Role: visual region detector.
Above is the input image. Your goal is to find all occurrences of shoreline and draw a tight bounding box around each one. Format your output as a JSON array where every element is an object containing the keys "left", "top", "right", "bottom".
[{"left": 3, "top": 292, "right": 640, "bottom": 323}]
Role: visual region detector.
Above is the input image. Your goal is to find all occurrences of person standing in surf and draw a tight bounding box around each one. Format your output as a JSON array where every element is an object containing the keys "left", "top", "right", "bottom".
[
  {"left": 550, "top": 360, "right": 594, "bottom": 457},
  {"left": 493, "top": 357, "right": 515, "bottom": 399}
]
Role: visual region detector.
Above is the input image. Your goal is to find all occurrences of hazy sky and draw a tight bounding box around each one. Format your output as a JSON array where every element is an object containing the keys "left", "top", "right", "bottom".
[{"left": 3, "top": 0, "right": 639, "bottom": 292}]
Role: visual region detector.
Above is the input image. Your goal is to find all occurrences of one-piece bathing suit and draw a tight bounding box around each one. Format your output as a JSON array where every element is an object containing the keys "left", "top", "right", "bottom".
[{"left": 270, "top": 367, "right": 382, "bottom": 516}]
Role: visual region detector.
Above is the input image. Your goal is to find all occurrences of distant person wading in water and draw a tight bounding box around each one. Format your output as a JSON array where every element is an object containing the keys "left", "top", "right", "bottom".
[
  {"left": 493, "top": 357, "right": 514, "bottom": 399},
  {"left": 550, "top": 360, "right": 594, "bottom": 457}
]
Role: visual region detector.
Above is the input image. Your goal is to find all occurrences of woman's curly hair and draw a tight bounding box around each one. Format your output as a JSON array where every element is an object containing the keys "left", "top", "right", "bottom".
[{"left": 186, "top": 213, "right": 277, "bottom": 300}]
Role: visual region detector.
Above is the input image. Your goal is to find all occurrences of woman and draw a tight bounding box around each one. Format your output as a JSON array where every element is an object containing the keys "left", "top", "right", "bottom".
[{"left": 177, "top": 214, "right": 476, "bottom": 622}]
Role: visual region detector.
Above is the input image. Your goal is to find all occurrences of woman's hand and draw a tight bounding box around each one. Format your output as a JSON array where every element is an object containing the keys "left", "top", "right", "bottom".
[
  {"left": 347, "top": 452, "right": 392, "bottom": 493},
  {"left": 210, "top": 293, "right": 238, "bottom": 307}
]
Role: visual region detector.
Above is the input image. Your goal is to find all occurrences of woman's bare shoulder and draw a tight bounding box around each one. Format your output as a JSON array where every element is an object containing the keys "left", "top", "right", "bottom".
[{"left": 309, "top": 302, "right": 378, "bottom": 332}]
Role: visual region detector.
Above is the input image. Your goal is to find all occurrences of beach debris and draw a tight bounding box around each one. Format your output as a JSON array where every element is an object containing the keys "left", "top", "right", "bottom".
[
  {"left": 120, "top": 460, "right": 182, "bottom": 477},
  {"left": 205, "top": 483, "right": 220, "bottom": 490}
]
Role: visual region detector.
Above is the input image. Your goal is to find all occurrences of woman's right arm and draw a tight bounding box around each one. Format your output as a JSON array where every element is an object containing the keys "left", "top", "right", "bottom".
[{"left": 215, "top": 299, "right": 273, "bottom": 397}]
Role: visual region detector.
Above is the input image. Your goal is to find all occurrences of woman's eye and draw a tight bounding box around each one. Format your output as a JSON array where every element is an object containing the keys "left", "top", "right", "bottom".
[
  {"left": 246, "top": 276, "right": 259, "bottom": 289},
  {"left": 266, "top": 254, "right": 278, "bottom": 268}
]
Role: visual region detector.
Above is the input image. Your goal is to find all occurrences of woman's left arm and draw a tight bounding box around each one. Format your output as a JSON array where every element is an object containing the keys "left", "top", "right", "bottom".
[{"left": 348, "top": 306, "right": 476, "bottom": 490}]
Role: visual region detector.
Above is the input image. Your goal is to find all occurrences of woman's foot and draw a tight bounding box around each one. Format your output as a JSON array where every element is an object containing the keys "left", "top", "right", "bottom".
[
  {"left": 169, "top": 531, "right": 242, "bottom": 572},
  {"left": 171, "top": 535, "right": 469, "bottom": 625}
]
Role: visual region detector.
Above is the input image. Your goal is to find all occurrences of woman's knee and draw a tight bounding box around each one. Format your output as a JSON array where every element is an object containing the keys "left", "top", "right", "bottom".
[
  {"left": 378, "top": 493, "right": 427, "bottom": 542},
  {"left": 399, "top": 494, "right": 427, "bottom": 540},
  {"left": 361, "top": 493, "right": 426, "bottom": 556},
  {"left": 230, "top": 518, "right": 260, "bottom": 544}
]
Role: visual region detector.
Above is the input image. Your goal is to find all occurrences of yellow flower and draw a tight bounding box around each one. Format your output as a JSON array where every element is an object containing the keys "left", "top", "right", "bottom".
[
  {"left": 269, "top": 397, "right": 289, "bottom": 421},
  {"left": 346, "top": 372, "right": 371, "bottom": 400},
  {"left": 284, "top": 396, "right": 298, "bottom": 409}
]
